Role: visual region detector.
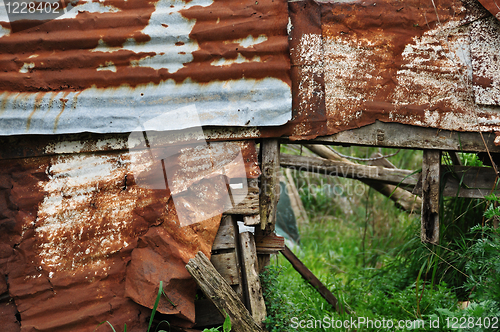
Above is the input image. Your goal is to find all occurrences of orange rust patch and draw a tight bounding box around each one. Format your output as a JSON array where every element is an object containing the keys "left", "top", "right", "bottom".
[
  {"left": 0, "top": 0, "right": 290, "bottom": 93},
  {"left": 0, "top": 139, "right": 260, "bottom": 330}
]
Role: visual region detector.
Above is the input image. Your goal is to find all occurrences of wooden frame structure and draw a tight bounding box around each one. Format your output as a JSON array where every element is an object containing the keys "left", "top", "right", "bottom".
[{"left": 196, "top": 120, "right": 500, "bottom": 329}]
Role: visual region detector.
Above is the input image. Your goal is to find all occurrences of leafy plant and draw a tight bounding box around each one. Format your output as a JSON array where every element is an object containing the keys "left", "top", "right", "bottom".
[{"left": 202, "top": 314, "right": 231, "bottom": 332}]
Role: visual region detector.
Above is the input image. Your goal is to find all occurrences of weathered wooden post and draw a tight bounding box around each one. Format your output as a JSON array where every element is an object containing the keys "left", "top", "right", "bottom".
[
  {"left": 421, "top": 150, "right": 441, "bottom": 244},
  {"left": 257, "top": 138, "right": 280, "bottom": 272}
]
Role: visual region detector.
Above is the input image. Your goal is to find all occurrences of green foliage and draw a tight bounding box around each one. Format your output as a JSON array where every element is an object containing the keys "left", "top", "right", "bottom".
[
  {"left": 463, "top": 226, "right": 500, "bottom": 303},
  {"left": 260, "top": 265, "right": 300, "bottom": 332},
  {"left": 432, "top": 300, "right": 500, "bottom": 332},
  {"left": 271, "top": 147, "right": 499, "bottom": 332},
  {"left": 202, "top": 314, "right": 232, "bottom": 332}
]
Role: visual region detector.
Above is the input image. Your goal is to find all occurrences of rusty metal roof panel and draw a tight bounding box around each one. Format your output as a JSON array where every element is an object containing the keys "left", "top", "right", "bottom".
[
  {"left": 281, "top": 0, "right": 500, "bottom": 140},
  {"left": 0, "top": 0, "right": 291, "bottom": 135}
]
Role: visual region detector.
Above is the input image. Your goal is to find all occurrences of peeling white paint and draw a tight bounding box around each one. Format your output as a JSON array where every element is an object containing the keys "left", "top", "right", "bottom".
[
  {"left": 121, "top": 0, "right": 213, "bottom": 73},
  {"left": 19, "top": 62, "right": 35, "bottom": 73},
  {"left": 96, "top": 61, "right": 117, "bottom": 72},
  {"left": 210, "top": 54, "right": 261, "bottom": 67},
  {"left": 229, "top": 34, "right": 268, "bottom": 48},
  {"left": 35, "top": 152, "right": 137, "bottom": 273}
]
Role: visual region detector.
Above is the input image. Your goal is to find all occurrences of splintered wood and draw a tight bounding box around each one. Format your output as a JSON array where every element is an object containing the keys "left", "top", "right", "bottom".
[
  {"left": 239, "top": 232, "right": 267, "bottom": 325},
  {"left": 186, "top": 252, "right": 264, "bottom": 332}
]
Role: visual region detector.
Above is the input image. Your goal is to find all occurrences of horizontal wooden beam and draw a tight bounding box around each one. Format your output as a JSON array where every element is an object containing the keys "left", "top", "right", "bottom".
[
  {"left": 280, "top": 154, "right": 419, "bottom": 188},
  {"left": 285, "top": 121, "right": 500, "bottom": 153},
  {"left": 254, "top": 234, "right": 285, "bottom": 254},
  {"left": 282, "top": 153, "right": 500, "bottom": 199},
  {"left": 442, "top": 165, "right": 500, "bottom": 198}
]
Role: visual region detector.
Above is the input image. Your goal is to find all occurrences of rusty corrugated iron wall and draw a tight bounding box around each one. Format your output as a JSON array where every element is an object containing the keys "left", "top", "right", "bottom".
[
  {"left": 275, "top": 0, "right": 500, "bottom": 140},
  {"left": 0, "top": 137, "right": 260, "bottom": 331},
  {"left": 0, "top": 0, "right": 291, "bottom": 135},
  {"left": 1, "top": 0, "right": 500, "bottom": 330}
]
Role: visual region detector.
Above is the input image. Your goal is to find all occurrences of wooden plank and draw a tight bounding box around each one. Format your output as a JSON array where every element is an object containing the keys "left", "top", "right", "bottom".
[
  {"left": 281, "top": 154, "right": 419, "bottom": 188},
  {"left": 211, "top": 215, "right": 244, "bottom": 299},
  {"left": 212, "top": 215, "right": 237, "bottom": 251},
  {"left": 444, "top": 165, "right": 497, "bottom": 189},
  {"left": 243, "top": 215, "right": 260, "bottom": 226},
  {"left": 254, "top": 234, "right": 285, "bottom": 254},
  {"left": 211, "top": 252, "right": 240, "bottom": 286},
  {"left": 293, "top": 121, "right": 500, "bottom": 153},
  {"left": 281, "top": 246, "right": 349, "bottom": 314},
  {"left": 239, "top": 232, "right": 267, "bottom": 325},
  {"left": 259, "top": 139, "right": 280, "bottom": 230},
  {"left": 442, "top": 165, "right": 499, "bottom": 198},
  {"left": 185, "top": 251, "right": 264, "bottom": 332},
  {"left": 225, "top": 181, "right": 260, "bottom": 215},
  {"left": 413, "top": 165, "right": 500, "bottom": 199},
  {"left": 421, "top": 150, "right": 441, "bottom": 244}
]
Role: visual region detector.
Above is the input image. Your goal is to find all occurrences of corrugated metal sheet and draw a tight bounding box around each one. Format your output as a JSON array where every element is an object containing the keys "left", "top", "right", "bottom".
[
  {"left": 0, "top": 0, "right": 291, "bottom": 135},
  {"left": 279, "top": 0, "right": 500, "bottom": 140},
  {"left": 0, "top": 138, "right": 260, "bottom": 331},
  {"left": 477, "top": 0, "right": 500, "bottom": 20}
]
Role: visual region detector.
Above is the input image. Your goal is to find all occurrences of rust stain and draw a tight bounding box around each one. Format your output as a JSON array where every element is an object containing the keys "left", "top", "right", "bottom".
[
  {"left": 26, "top": 93, "right": 44, "bottom": 131},
  {"left": 0, "top": 92, "right": 10, "bottom": 115},
  {"left": 264, "top": 0, "right": 500, "bottom": 141},
  {"left": 53, "top": 92, "right": 71, "bottom": 133},
  {"left": 0, "top": 139, "right": 260, "bottom": 330},
  {"left": 0, "top": 0, "right": 290, "bottom": 93}
]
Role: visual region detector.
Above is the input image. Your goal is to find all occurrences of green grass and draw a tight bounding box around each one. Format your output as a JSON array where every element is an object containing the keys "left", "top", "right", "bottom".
[{"left": 262, "top": 148, "right": 500, "bottom": 331}]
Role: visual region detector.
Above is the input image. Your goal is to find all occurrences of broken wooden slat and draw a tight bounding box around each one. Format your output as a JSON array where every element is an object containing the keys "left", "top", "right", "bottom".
[
  {"left": 281, "top": 246, "right": 349, "bottom": 314},
  {"left": 239, "top": 232, "right": 267, "bottom": 326},
  {"left": 186, "top": 252, "right": 264, "bottom": 332},
  {"left": 225, "top": 185, "right": 260, "bottom": 215},
  {"left": 421, "top": 150, "right": 441, "bottom": 244},
  {"left": 243, "top": 215, "right": 260, "bottom": 226},
  {"left": 254, "top": 234, "right": 285, "bottom": 254},
  {"left": 281, "top": 154, "right": 419, "bottom": 188},
  {"left": 259, "top": 139, "right": 280, "bottom": 230},
  {"left": 212, "top": 215, "right": 237, "bottom": 251}
]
